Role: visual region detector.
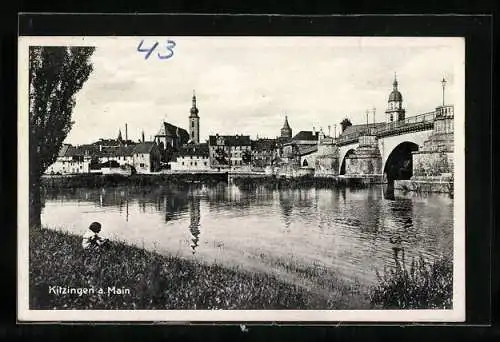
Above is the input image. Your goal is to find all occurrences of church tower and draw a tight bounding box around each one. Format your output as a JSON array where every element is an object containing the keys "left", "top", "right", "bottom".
[
  {"left": 189, "top": 90, "right": 200, "bottom": 144},
  {"left": 280, "top": 115, "right": 292, "bottom": 139},
  {"left": 385, "top": 74, "right": 406, "bottom": 123}
]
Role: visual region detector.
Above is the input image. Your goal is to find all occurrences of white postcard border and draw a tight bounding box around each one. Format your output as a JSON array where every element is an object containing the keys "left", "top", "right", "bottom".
[{"left": 17, "top": 36, "right": 466, "bottom": 322}]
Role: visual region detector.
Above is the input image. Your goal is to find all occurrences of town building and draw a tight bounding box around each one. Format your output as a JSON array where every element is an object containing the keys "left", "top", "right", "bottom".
[
  {"left": 290, "top": 130, "right": 320, "bottom": 146},
  {"left": 208, "top": 134, "right": 252, "bottom": 170},
  {"left": 154, "top": 121, "right": 190, "bottom": 162},
  {"left": 251, "top": 138, "right": 279, "bottom": 169},
  {"left": 45, "top": 144, "right": 92, "bottom": 175},
  {"left": 170, "top": 143, "right": 211, "bottom": 171},
  {"left": 281, "top": 129, "right": 320, "bottom": 165},
  {"left": 48, "top": 138, "right": 162, "bottom": 175},
  {"left": 97, "top": 145, "right": 135, "bottom": 167},
  {"left": 132, "top": 142, "right": 162, "bottom": 173}
]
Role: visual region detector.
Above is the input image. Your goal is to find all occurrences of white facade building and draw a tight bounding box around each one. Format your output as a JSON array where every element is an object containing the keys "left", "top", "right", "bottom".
[
  {"left": 170, "top": 143, "right": 211, "bottom": 171},
  {"left": 45, "top": 144, "right": 92, "bottom": 175}
]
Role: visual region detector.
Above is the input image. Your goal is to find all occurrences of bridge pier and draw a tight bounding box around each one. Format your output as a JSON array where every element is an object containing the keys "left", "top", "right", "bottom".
[{"left": 344, "top": 134, "right": 382, "bottom": 178}]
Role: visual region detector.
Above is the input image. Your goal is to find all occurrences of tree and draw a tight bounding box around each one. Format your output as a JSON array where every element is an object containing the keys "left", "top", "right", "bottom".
[
  {"left": 29, "top": 46, "right": 95, "bottom": 228},
  {"left": 242, "top": 150, "right": 252, "bottom": 164},
  {"left": 214, "top": 147, "right": 228, "bottom": 165},
  {"left": 340, "top": 118, "right": 352, "bottom": 132}
]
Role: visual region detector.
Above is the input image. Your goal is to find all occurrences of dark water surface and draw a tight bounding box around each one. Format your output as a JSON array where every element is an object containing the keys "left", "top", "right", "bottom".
[{"left": 41, "top": 184, "right": 453, "bottom": 292}]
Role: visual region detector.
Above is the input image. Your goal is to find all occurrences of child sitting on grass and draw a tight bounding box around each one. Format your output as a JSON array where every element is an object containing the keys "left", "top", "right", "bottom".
[{"left": 82, "top": 221, "right": 110, "bottom": 250}]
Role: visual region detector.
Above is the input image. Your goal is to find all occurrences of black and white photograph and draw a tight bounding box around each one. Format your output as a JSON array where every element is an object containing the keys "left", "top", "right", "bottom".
[{"left": 18, "top": 35, "right": 465, "bottom": 322}]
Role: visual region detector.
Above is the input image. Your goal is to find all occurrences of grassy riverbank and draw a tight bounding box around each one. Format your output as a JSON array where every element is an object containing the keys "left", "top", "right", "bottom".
[
  {"left": 29, "top": 227, "right": 368, "bottom": 310},
  {"left": 29, "top": 227, "right": 452, "bottom": 310}
]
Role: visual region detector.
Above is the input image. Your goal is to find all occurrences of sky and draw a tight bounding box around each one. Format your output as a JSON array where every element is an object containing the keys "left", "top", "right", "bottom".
[{"left": 47, "top": 36, "right": 463, "bottom": 145}]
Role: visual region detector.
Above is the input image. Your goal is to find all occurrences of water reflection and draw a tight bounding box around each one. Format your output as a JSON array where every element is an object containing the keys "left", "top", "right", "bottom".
[
  {"left": 383, "top": 181, "right": 395, "bottom": 200},
  {"left": 189, "top": 197, "right": 201, "bottom": 254},
  {"left": 41, "top": 184, "right": 453, "bottom": 289},
  {"left": 279, "top": 191, "right": 293, "bottom": 229}
]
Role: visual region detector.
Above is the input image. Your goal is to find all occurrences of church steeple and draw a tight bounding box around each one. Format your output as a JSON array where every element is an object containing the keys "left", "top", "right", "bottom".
[
  {"left": 190, "top": 90, "right": 199, "bottom": 118},
  {"left": 189, "top": 89, "right": 200, "bottom": 144},
  {"left": 280, "top": 115, "right": 292, "bottom": 139},
  {"left": 118, "top": 129, "right": 123, "bottom": 142},
  {"left": 393, "top": 72, "right": 398, "bottom": 89}
]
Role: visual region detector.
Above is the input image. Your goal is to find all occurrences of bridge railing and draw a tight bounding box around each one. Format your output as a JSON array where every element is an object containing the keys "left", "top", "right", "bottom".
[
  {"left": 336, "top": 131, "right": 365, "bottom": 145},
  {"left": 335, "top": 111, "right": 437, "bottom": 145},
  {"left": 375, "top": 111, "right": 436, "bottom": 136}
]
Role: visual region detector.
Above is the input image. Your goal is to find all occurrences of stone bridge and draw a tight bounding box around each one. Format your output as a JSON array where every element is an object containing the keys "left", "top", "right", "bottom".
[{"left": 334, "top": 105, "right": 454, "bottom": 181}]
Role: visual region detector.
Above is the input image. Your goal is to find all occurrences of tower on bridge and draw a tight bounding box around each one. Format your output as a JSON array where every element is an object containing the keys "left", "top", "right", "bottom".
[{"left": 385, "top": 73, "right": 406, "bottom": 123}]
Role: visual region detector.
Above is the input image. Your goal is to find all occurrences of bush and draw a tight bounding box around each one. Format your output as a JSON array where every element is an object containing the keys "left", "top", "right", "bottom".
[{"left": 369, "top": 255, "right": 453, "bottom": 309}]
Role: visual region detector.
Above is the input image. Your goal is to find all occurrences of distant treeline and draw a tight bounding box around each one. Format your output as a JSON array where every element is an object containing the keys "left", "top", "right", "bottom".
[{"left": 41, "top": 173, "right": 229, "bottom": 189}]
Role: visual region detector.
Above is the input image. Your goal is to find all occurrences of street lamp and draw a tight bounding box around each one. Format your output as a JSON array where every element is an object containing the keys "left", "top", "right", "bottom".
[
  {"left": 372, "top": 107, "right": 376, "bottom": 131},
  {"left": 365, "top": 109, "right": 369, "bottom": 133},
  {"left": 441, "top": 77, "right": 447, "bottom": 106}
]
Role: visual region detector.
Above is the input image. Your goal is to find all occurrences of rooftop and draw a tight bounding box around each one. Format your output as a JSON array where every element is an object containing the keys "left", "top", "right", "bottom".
[
  {"left": 208, "top": 134, "right": 252, "bottom": 146},
  {"left": 292, "top": 131, "right": 319, "bottom": 141},
  {"left": 156, "top": 122, "right": 189, "bottom": 142},
  {"left": 177, "top": 143, "right": 209, "bottom": 157}
]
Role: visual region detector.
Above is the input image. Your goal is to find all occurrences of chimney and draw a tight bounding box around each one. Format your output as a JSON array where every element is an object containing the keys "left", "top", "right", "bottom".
[{"left": 125, "top": 123, "right": 128, "bottom": 142}]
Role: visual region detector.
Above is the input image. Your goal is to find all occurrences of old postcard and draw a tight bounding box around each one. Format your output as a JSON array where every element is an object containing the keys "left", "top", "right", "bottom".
[{"left": 18, "top": 35, "right": 465, "bottom": 322}]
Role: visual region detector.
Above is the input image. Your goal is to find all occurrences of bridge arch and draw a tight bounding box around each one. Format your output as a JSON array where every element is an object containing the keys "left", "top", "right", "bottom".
[
  {"left": 339, "top": 148, "right": 356, "bottom": 175},
  {"left": 383, "top": 141, "right": 419, "bottom": 181}
]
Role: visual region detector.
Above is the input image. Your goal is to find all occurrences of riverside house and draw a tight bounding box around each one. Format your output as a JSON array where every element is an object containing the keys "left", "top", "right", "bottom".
[
  {"left": 45, "top": 141, "right": 162, "bottom": 175},
  {"left": 97, "top": 142, "right": 161, "bottom": 174},
  {"left": 169, "top": 143, "right": 211, "bottom": 171},
  {"left": 45, "top": 144, "right": 92, "bottom": 175},
  {"left": 132, "top": 142, "right": 162, "bottom": 173},
  {"left": 208, "top": 134, "right": 252, "bottom": 170}
]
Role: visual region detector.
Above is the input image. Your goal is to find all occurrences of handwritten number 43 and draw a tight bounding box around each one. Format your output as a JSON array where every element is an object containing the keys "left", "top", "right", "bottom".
[{"left": 137, "top": 40, "right": 176, "bottom": 60}]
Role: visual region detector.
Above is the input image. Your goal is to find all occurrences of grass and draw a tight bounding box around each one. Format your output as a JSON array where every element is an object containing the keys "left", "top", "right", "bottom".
[
  {"left": 369, "top": 255, "right": 453, "bottom": 309},
  {"left": 29, "top": 227, "right": 363, "bottom": 310}
]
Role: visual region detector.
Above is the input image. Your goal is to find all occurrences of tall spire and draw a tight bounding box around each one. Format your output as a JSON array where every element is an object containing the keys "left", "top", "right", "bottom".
[
  {"left": 141, "top": 130, "right": 145, "bottom": 143},
  {"left": 190, "top": 89, "right": 199, "bottom": 117},
  {"left": 118, "top": 129, "right": 123, "bottom": 141},
  {"left": 393, "top": 72, "right": 398, "bottom": 89},
  {"left": 280, "top": 114, "right": 292, "bottom": 139},
  {"left": 282, "top": 115, "right": 290, "bottom": 129}
]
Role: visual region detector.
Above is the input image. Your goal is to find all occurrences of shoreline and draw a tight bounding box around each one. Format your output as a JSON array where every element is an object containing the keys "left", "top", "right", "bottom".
[
  {"left": 29, "top": 227, "right": 371, "bottom": 310},
  {"left": 41, "top": 173, "right": 453, "bottom": 194}
]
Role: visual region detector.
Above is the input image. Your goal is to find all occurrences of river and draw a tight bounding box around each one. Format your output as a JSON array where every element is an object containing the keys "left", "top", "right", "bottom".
[{"left": 40, "top": 184, "right": 453, "bottom": 294}]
